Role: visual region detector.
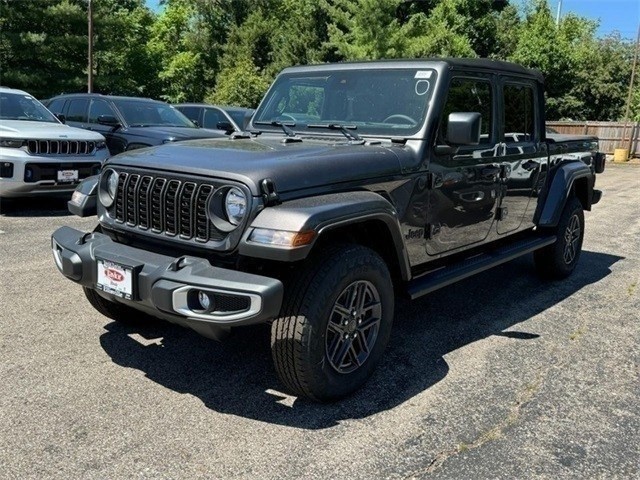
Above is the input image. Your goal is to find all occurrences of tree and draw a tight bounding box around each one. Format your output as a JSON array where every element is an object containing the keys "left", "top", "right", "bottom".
[
  {"left": 0, "top": 0, "right": 158, "bottom": 99},
  {"left": 0, "top": 0, "right": 87, "bottom": 98}
]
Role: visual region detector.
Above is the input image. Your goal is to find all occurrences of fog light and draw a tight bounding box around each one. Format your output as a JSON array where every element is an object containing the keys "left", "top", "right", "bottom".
[
  {"left": 0, "top": 162, "right": 13, "bottom": 178},
  {"left": 198, "top": 291, "right": 212, "bottom": 311}
]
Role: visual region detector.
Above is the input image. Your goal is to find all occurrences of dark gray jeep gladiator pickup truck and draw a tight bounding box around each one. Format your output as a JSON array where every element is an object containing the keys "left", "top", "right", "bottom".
[{"left": 52, "top": 59, "right": 604, "bottom": 401}]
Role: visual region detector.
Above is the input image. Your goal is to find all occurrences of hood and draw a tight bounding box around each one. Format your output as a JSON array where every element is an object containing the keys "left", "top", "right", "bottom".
[
  {"left": 107, "top": 136, "right": 408, "bottom": 195},
  {"left": 123, "top": 126, "right": 227, "bottom": 141},
  {"left": 0, "top": 120, "right": 105, "bottom": 141}
]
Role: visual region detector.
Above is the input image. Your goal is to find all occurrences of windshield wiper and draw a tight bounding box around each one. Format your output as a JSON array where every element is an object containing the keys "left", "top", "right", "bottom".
[
  {"left": 307, "top": 123, "right": 362, "bottom": 142},
  {"left": 254, "top": 120, "right": 297, "bottom": 137},
  {"left": 254, "top": 120, "right": 301, "bottom": 143}
]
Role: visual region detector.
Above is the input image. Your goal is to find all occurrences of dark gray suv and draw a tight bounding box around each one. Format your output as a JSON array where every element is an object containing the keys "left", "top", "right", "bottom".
[{"left": 44, "top": 94, "right": 226, "bottom": 155}]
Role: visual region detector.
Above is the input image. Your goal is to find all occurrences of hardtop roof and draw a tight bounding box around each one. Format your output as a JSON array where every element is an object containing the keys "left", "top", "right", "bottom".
[{"left": 281, "top": 58, "right": 544, "bottom": 83}]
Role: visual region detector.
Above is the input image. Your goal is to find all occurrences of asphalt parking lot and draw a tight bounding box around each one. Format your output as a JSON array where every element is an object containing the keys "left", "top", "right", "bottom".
[{"left": 1, "top": 164, "right": 638, "bottom": 479}]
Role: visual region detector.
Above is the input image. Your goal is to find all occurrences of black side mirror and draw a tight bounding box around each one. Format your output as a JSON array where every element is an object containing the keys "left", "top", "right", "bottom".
[
  {"left": 55, "top": 113, "right": 66, "bottom": 124},
  {"left": 216, "top": 121, "right": 234, "bottom": 134},
  {"left": 447, "top": 112, "right": 482, "bottom": 146},
  {"left": 97, "top": 115, "right": 121, "bottom": 128},
  {"left": 191, "top": 119, "right": 200, "bottom": 127}
]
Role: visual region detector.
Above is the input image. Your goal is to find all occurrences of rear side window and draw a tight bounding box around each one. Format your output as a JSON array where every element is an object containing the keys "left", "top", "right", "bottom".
[
  {"left": 503, "top": 84, "right": 536, "bottom": 143},
  {"left": 66, "top": 99, "right": 89, "bottom": 122},
  {"left": 177, "top": 106, "right": 200, "bottom": 123},
  {"left": 47, "top": 98, "right": 66, "bottom": 114},
  {"left": 440, "top": 78, "right": 492, "bottom": 144}
]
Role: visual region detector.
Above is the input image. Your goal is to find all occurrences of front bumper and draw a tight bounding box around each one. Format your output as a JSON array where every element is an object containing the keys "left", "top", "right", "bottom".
[
  {"left": 51, "top": 226, "right": 284, "bottom": 335},
  {"left": 0, "top": 147, "right": 108, "bottom": 198}
]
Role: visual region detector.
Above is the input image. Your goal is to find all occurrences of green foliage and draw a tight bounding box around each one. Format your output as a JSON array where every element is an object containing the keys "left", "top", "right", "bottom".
[
  {"left": 206, "top": 57, "right": 270, "bottom": 108},
  {"left": 0, "top": 0, "right": 636, "bottom": 121}
]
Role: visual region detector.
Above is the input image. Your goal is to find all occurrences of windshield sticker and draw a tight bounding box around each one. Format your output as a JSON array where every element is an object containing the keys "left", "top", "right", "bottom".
[
  {"left": 415, "top": 80, "right": 430, "bottom": 96},
  {"left": 414, "top": 70, "right": 433, "bottom": 79}
]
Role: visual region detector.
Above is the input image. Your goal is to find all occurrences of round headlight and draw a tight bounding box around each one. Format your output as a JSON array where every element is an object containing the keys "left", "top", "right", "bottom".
[
  {"left": 99, "top": 169, "right": 118, "bottom": 208},
  {"left": 224, "top": 187, "right": 247, "bottom": 226},
  {"left": 106, "top": 170, "right": 118, "bottom": 199}
]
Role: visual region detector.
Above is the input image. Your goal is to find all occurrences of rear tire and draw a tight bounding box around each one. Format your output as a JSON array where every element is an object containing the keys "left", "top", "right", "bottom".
[
  {"left": 83, "top": 287, "right": 150, "bottom": 325},
  {"left": 271, "top": 245, "right": 394, "bottom": 402},
  {"left": 534, "top": 196, "right": 585, "bottom": 279}
]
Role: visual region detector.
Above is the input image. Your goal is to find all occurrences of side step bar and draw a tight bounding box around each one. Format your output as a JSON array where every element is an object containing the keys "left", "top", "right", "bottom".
[{"left": 407, "top": 235, "right": 556, "bottom": 300}]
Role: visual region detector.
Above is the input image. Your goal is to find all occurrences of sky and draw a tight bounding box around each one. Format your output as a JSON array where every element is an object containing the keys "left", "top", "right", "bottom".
[{"left": 146, "top": 0, "right": 640, "bottom": 40}]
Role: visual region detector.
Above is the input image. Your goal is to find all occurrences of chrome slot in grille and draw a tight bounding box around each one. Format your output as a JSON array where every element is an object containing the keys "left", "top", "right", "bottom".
[
  {"left": 164, "top": 180, "right": 181, "bottom": 236},
  {"left": 125, "top": 174, "right": 140, "bottom": 226},
  {"left": 112, "top": 172, "right": 223, "bottom": 242},
  {"left": 150, "top": 178, "right": 166, "bottom": 232},
  {"left": 27, "top": 140, "right": 95, "bottom": 156},
  {"left": 195, "top": 185, "right": 213, "bottom": 242},
  {"left": 137, "top": 176, "right": 153, "bottom": 230}
]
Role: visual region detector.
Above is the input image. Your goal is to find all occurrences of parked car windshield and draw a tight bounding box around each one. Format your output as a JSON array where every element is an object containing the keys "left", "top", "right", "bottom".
[
  {"left": 253, "top": 68, "right": 436, "bottom": 136},
  {"left": 0, "top": 91, "right": 59, "bottom": 123},
  {"left": 114, "top": 100, "right": 196, "bottom": 128}
]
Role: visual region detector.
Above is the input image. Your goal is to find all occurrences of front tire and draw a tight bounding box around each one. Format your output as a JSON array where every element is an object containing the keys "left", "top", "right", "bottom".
[
  {"left": 271, "top": 245, "right": 394, "bottom": 402},
  {"left": 534, "top": 196, "right": 585, "bottom": 279}
]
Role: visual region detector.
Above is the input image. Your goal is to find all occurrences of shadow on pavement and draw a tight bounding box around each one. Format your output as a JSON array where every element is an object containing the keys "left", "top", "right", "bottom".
[
  {"left": 99, "top": 250, "right": 622, "bottom": 429},
  {"left": 0, "top": 197, "right": 72, "bottom": 217}
]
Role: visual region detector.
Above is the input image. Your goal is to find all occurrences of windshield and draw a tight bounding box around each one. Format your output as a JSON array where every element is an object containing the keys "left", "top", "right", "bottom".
[
  {"left": 114, "top": 100, "right": 196, "bottom": 128},
  {"left": 253, "top": 68, "right": 436, "bottom": 137},
  {"left": 0, "top": 92, "right": 59, "bottom": 123}
]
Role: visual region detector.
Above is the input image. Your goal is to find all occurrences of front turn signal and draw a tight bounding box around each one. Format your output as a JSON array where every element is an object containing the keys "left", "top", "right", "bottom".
[{"left": 249, "top": 228, "right": 317, "bottom": 247}]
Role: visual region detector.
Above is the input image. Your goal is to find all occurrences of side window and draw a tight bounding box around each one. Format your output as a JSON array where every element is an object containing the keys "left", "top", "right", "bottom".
[
  {"left": 440, "top": 78, "right": 492, "bottom": 144},
  {"left": 177, "top": 106, "right": 200, "bottom": 123},
  {"left": 47, "top": 98, "right": 65, "bottom": 114},
  {"left": 66, "top": 99, "right": 89, "bottom": 122},
  {"left": 203, "top": 109, "right": 224, "bottom": 129},
  {"left": 503, "top": 84, "right": 535, "bottom": 143},
  {"left": 89, "top": 99, "right": 116, "bottom": 123}
]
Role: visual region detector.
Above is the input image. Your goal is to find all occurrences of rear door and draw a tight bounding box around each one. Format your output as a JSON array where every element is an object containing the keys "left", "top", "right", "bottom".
[
  {"left": 496, "top": 80, "right": 545, "bottom": 234},
  {"left": 64, "top": 98, "right": 89, "bottom": 130}
]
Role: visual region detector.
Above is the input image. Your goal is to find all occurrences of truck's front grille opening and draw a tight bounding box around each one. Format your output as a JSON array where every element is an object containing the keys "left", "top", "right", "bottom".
[
  {"left": 23, "top": 162, "right": 101, "bottom": 183},
  {"left": 113, "top": 172, "right": 225, "bottom": 242},
  {"left": 27, "top": 140, "right": 96, "bottom": 156}
]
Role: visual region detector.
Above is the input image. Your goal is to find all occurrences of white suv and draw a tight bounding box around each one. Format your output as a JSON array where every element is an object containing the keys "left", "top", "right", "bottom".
[{"left": 0, "top": 87, "right": 109, "bottom": 198}]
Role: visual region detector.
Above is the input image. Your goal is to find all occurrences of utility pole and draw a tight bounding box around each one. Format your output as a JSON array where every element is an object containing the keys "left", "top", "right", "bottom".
[
  {"left": 87, "top": 0, "right": 93, "bottom": 93},
  {"left": 555, "top": 0, "right": 563, "bottom": 26},
  {"left": 622, "top": 24, "right": 640, "bottom": 156}
]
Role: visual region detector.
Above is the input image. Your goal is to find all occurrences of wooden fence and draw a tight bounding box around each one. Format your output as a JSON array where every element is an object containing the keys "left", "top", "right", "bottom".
[{"left": 546, "top": 121, "right": 640, "bottom": 157}]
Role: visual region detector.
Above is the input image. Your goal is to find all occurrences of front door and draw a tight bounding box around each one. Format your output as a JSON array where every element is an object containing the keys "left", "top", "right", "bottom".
[
  {"left": 426, "top": 75, "right": 502, "bottom": 256},
  {"left": 88, "top": 99, "right": 126, "bottom": 155}
]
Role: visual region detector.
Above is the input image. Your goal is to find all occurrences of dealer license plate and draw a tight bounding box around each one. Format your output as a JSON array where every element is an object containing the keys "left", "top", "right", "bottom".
[
  {"left": 57, "top": 169, "right": 79, "bottom": 183},
  {"left": 96, "top": 259, "right": 134, "bottom": 299}
]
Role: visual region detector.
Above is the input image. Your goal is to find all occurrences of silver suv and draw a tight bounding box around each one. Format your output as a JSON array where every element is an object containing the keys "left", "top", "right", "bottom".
[{"left": 0, "top": 87, "right": 109, "bottom": 198}]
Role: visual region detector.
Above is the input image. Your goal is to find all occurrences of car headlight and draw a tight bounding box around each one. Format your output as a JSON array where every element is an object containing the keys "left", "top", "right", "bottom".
[
  {"left": 0, "top": 138, "right": 24, "bottom": 148},
  {"left": 96, "top": 141, "right": 107, "bottom": 150},
  {"left": 225, "top": 187, "right": 247, "bottom": 226},
  {"left": 99, "top": 169, "right": 118, "bottom": 207}
]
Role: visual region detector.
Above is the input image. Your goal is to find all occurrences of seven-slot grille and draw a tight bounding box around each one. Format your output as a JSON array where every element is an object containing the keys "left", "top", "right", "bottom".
[
  {"left": 113, "top": 172, "right": 223, "bottom": 242},
  {"left": 27, "top": 140, "right": 96, "bottom": 156}
]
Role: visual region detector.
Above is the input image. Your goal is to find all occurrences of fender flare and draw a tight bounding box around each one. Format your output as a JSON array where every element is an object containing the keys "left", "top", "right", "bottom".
[
  {"left": 535, "top": 159, "right": 594, "bottom": 228},
  {"left": 238, "top": 191, "right": 411, "bottom": 280}
]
